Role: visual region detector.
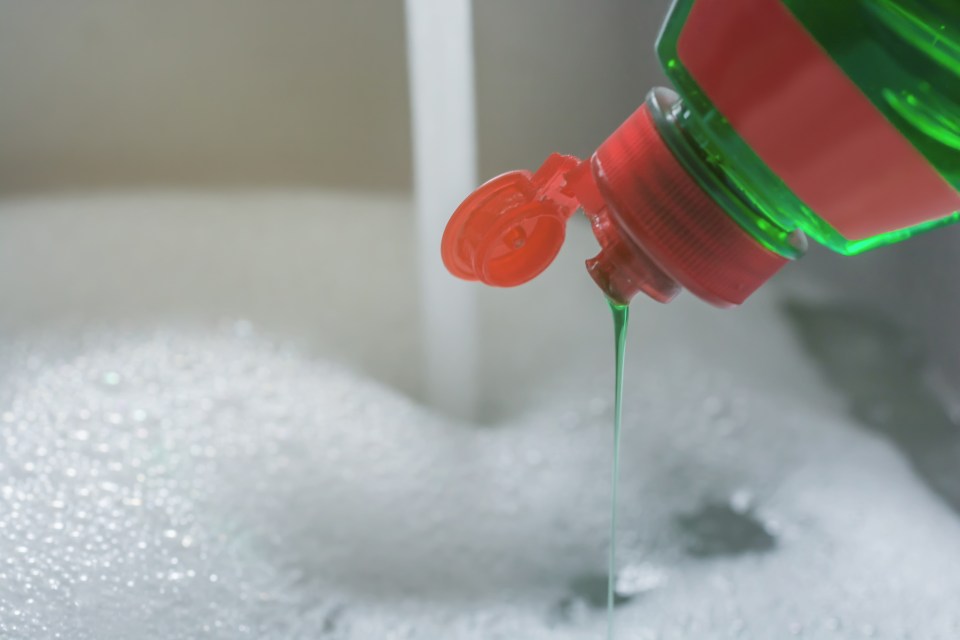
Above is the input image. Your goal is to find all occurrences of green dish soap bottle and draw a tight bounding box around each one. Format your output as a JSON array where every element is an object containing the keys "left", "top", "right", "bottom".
[{"left": 440, "top": 0, "right": 960, "bottom": 307}]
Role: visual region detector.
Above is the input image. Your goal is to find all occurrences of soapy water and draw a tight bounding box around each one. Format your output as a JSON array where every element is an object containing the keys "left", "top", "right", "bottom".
[{"left": 3, "top": 309, "right": 960, "bottom": 639}]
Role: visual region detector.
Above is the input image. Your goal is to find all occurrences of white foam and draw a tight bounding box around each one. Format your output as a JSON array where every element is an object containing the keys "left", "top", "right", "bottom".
[{"left": 2, "top": 302, "right": 960, "bottom": 638}]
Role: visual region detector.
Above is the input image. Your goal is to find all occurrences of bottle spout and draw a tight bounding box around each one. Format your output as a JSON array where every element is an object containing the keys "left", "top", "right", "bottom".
[
  {"left": 562, "top": 156, "right": 681, "bottom": 305},
  {"left": 585, "top": 206, "right": 681, "bottom": 305}
]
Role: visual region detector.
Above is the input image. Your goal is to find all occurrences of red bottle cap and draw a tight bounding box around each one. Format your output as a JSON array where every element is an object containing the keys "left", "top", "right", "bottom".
[
  {"left": 441, "top": 153, "right": 581, "bottom": 287},
  {"left": 587, "top": 96, "right": 788, "bottom": 307},
  {"left": 441, "top": 90, "right": 789, "bottom": 306}
]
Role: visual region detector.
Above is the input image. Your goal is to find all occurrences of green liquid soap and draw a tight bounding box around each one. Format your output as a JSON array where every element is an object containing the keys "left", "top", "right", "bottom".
[{"left": 606, "top": 299, "right": 629, "bottom": 640}]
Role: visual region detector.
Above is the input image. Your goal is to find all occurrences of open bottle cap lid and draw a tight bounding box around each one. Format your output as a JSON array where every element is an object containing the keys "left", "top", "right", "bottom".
[{"left": 441, "top": 154, "right": 580, "bottom": 288}]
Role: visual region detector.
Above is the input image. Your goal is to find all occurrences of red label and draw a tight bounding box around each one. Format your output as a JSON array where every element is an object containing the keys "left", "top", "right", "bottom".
[{"left": 677, "top": 0, "right": 960, "bottom": 240}]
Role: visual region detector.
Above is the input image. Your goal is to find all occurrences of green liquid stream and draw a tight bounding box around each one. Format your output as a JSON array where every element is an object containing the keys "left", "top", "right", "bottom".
[{"left": 606, "top": 299, "right": 629, "bottom": 640}]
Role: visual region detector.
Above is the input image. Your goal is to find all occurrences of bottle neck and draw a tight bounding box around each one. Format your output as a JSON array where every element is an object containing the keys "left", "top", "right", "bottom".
[
  {"left": 575, "top": 88, "right": 793, "bottom": 307},
  {"left": 651, "top": 89, "right": 807, "bottom": 261}
]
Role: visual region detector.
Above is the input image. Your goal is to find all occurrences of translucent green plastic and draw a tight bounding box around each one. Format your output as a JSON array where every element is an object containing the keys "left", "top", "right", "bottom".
[{"left": 656, "top": 0, "right": 960, "bottom": 256}]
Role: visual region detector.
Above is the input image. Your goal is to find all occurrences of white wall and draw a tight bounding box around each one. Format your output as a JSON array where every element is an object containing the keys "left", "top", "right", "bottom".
[
  {"left": 0, "top": 0, "right": 412, "bottom": 193},
  {"left": 474, "top": 0, "right": 668, "bottom": 176},
  {"left": 0, "top": 0, "right": 673, "bottom": 194}
]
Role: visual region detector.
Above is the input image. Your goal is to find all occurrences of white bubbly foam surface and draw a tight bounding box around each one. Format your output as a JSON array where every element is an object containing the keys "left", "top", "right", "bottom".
[{"left": 2, "top": 315, "right": 960, "bottom": 639}]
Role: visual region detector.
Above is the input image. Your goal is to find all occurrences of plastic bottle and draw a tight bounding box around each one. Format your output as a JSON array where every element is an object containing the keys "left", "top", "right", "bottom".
[{"left": 440, "top": 0, "right": 960, "bottom": 307}]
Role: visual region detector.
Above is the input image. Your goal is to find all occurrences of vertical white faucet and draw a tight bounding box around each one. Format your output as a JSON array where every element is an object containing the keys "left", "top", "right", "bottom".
[{"left": 405, "top": 0, "right": 479, "bottom": 419}]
